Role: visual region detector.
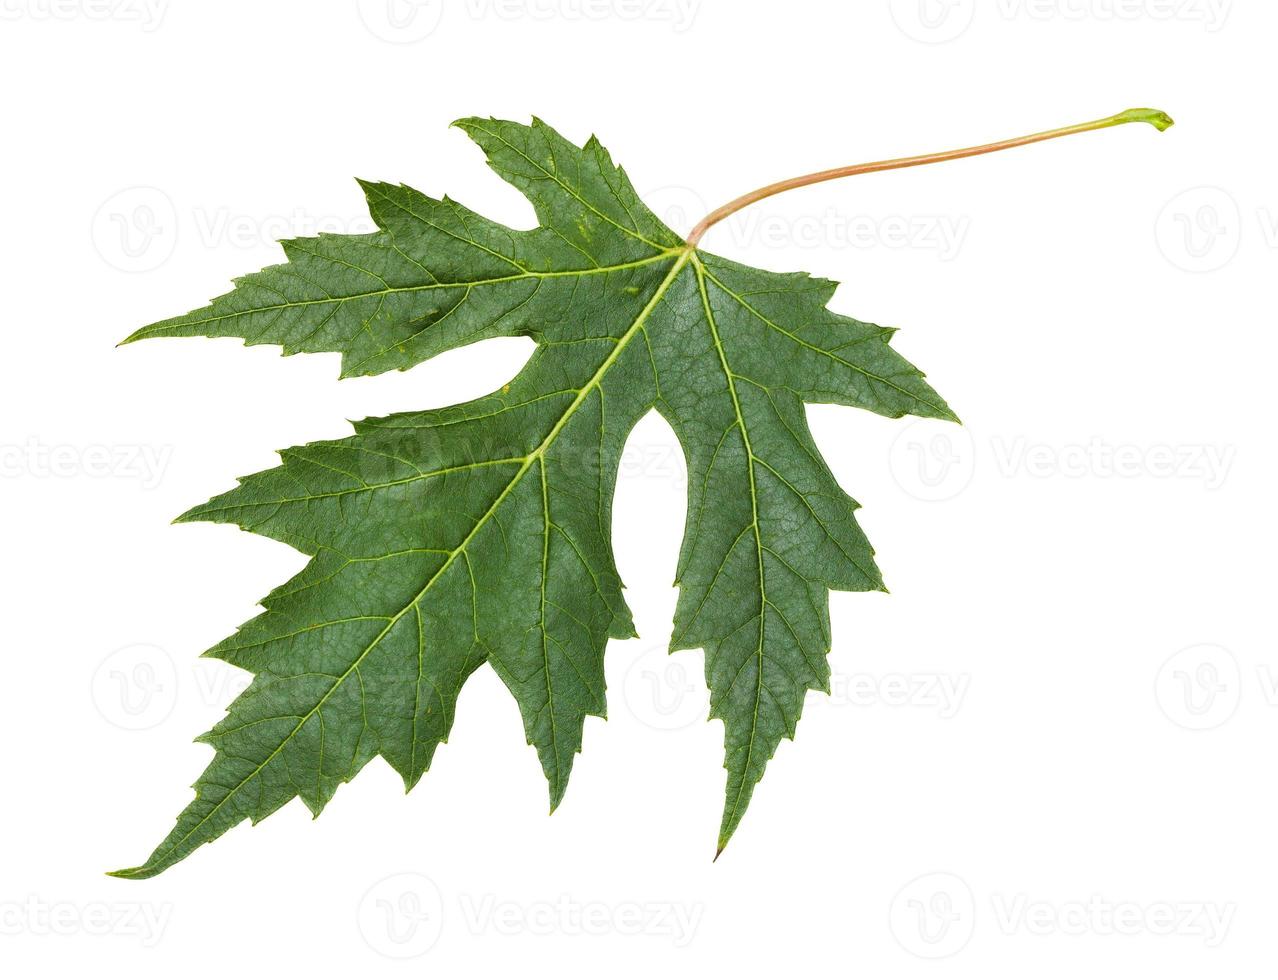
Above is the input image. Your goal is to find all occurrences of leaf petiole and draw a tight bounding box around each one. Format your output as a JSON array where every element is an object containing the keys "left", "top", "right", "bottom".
[{"left": 684, "top": 107, "right": 1174, "bottom": 246}]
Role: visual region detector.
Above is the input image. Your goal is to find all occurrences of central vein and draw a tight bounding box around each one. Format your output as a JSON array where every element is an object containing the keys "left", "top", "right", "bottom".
[{"left": 692, "top": 253, "right": 767, "bottom": 842}]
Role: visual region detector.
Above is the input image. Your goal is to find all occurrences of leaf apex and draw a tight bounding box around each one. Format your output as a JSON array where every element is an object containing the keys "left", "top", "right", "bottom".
[
  {"left": 547, "top": 775, "right": 570, "bottom": 814},
  {"left": 354, "top": 176, "right": 391, "bottom": 202}
]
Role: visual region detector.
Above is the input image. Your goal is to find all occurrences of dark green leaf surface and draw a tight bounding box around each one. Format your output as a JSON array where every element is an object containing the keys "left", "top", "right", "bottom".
[{"left": 114, "top": 117, "right": 955, "bottom": 878}]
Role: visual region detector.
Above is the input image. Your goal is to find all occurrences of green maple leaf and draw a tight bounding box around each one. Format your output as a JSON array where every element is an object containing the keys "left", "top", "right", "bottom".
[{"left": 113, "top": 110, "right": 1170, "bottom": 878}]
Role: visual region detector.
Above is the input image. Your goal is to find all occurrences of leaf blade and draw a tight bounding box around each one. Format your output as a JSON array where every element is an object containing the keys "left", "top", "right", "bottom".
[{"left": 116, "top": 118, "right": 955, "bottom": 875}]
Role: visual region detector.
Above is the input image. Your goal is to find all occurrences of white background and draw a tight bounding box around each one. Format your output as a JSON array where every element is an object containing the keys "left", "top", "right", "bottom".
[{"left": 0, "top": 0, "right": 1272, "bottom": 974}]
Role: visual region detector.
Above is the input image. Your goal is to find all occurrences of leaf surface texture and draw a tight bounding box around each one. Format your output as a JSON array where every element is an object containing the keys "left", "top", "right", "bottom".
[{"left": 115, "top": 117, "right": 954, "bottom": 878}]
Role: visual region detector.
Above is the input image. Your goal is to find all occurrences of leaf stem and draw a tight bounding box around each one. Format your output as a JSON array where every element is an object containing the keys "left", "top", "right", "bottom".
[{"left": 684, "top": 108, "right": 1174, "bottom": 247}]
